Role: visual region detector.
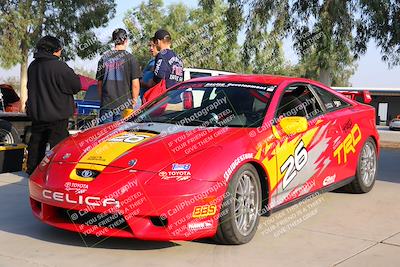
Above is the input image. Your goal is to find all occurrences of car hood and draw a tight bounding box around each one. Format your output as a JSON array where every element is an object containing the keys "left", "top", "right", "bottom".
[{"left": 53, "top": 122, "right": 240, "bottom": 173}]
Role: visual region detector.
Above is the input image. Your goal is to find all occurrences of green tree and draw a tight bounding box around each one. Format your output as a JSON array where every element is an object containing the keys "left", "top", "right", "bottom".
[
  {"left": 199, "top": 0, "right": 290, "bottom": 75},
  {"left": 0, "top": 0, "right": 116, "bottom": 111},
  {"left": 358, "top": 1, "right": 400, "bottom": 66},
  {"left": 201, "top": 0, "right": 367, "bottom": 85},
  {"left": 124, "top": 0, "right": 165, "bottom": 67},
  {"left": 242, "top": 5, "right": 289, "bottom": 75},
  {"left": 243, "top": 0, "right": 360, "bottom": 86},
  {"left": 293, "top": 50, "right": 356, "bottom": 87},
  {"left": 125, "top": 0, "right": 244, "bottom": 73}
]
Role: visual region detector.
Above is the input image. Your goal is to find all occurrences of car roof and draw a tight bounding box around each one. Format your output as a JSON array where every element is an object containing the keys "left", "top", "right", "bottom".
[{"left": 184, "top": 74, "right": 319, "bottom": 86}]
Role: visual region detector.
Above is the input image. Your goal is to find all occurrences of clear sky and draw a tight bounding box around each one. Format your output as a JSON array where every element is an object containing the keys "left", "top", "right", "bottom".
[{"left": 1, "top": 0, "right": 400, "bottom": 88}]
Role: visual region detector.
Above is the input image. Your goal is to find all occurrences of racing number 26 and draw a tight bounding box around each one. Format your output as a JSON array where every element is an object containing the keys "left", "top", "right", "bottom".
[{"left": 281, "top": 141, "right": 308, "bottom": 190}]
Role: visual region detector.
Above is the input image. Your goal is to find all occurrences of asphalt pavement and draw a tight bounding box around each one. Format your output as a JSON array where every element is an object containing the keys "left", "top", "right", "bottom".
[{"left": 0, "top": 148, "right": 399, "bottom": 267}]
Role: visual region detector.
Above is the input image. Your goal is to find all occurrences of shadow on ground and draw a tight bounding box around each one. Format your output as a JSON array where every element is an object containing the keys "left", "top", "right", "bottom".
[
  {"left": 377, "top": 148, "right": 400, "bottom": 184},
  {"left": 0, "top": 173, "right": 179, "bottom": 250}
]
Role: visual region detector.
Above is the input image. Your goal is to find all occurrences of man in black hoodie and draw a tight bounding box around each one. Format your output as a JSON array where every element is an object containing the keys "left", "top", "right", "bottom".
[{"left": 26, "top": 35, "right": 81, "bottom": 175}]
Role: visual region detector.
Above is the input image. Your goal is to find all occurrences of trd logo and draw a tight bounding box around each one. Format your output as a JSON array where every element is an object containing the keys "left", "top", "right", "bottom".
[{"left": 334, "top": 124, "right": 362, "bottom": 164}]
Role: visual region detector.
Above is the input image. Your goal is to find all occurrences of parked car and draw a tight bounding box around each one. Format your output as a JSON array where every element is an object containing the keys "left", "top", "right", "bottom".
[
  {"left": 29, "top": 74, "right": 379, "bottom": 244},
  {"left": 389, "top": 115, "right": 400, "bottom": 130}
]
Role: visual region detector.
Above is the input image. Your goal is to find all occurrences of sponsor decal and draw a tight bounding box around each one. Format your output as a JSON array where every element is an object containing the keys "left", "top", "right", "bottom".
[
  {"left": 192, "top": 205, "right": 217, "bottom": 218},
  {"left": 203, "top": 82, "right": 271, "bottom": 91},
  {"left": 323, "top": 174, "right": 336, "bottom": 186},
  {"left": 281, "top": 140, "right": 308, "bottom": 190},
  {"left": 172, "top": 163, "right": 191, "bottom": 171},
  {"left": 187, "top": 219, "right": 213, "bottom": 231},
  {"left": 224, "top": 153, "right": 254, "bottom": 181},
  {"left": 159, "top": 170, "right": 191, "bottom": 181},
  {"left": 108, "top": 133, "right": 149, "bottom": 144},
  {"left": 87, "top": 156, "right": 106, "bottom": 162},
  {"left": 64, "top": 182, "right": 89, "bottom": 194},
  {"left": 42, "top": 189, "right": 120, "bottom": 208},
  {"left": 334, "top": 124, "right": 362, "bottom": 164},
  {"left": 255, "top": 124, "right": 322, "bottom": 196}
]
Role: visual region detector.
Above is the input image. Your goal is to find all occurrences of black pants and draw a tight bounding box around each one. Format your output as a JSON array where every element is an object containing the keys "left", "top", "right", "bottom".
[{"left": 27, "top": 119, "right": 69, "bottom": 175}]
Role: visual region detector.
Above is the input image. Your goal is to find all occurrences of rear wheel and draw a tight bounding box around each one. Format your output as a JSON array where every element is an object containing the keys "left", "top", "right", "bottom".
[
  {"left": 215, "top": 164, "right": 261, "bottom": 244},
  {"left": 347, "top": 137, "right": 377, "bottom": 193}
]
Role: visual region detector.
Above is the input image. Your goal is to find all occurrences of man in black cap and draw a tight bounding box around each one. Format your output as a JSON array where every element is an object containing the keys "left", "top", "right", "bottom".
[
  {"left": 96, "top": 28, "right": 141, "bottom": 124},
  {"left": 26, "top": 35, "right": 81, "bottom": 175},
  {"left": 143, "top": 29, "right": 184, "bottom": 89}
]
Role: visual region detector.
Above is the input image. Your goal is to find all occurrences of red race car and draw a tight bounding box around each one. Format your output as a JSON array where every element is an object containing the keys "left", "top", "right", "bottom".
[{"left": 29, "top": 75, "right": 379, "bottom": 244}]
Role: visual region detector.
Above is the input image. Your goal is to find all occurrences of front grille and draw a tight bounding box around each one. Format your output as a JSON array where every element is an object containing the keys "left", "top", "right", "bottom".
[{"left": 56, "top": 208, "right": 132, "bottom": 233}]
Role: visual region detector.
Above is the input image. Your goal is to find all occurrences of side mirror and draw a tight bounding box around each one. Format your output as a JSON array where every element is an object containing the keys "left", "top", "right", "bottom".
[
  {"left": 183, "top": 91, "right": 194, "bottom": 110},
  {"left": 279, "top": 116, "right": 308, "bottom": 135}
]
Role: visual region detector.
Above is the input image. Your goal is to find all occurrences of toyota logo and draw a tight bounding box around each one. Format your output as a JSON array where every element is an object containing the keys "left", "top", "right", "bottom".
[{"left": 81, "top": 170, "right": 94, "bottom": 178}]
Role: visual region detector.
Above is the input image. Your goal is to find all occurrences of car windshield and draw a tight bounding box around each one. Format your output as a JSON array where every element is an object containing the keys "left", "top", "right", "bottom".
[{"left": 131, "top": 82, "right": 275, "bottom": 128}]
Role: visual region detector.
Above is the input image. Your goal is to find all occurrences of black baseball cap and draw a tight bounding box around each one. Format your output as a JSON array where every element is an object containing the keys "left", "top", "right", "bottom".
[
  {"left": 112, "top": 28, "right": 128, "bottom": 45},
  {"left": 154, "top": 29, "right": 171, "bottom": 41},
  {"left": 36, "top": 36, "right": 63, "bottom": 53}
]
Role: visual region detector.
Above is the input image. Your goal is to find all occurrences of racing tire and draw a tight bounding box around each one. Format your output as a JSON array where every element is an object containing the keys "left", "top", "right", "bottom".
[
  {"left": 346, "top": 137, "right": 377, "bottom": 194},
  {"left": 0, "top": 120, "right": 21, "bottom": 144},
  {"left": 214, "top": 164, "right": 261, "bottom": 245}
]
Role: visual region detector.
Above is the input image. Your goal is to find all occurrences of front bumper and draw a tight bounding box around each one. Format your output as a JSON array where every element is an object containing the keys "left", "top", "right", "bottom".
[{"left": 29, "top": 167, "right": 227, "bottom": 241}]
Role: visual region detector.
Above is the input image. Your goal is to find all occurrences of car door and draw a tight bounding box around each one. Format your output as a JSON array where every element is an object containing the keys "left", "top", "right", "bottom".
[
  {"left": 272, "top": 83, "right": 329, "bottom": 206},
  {"left": 310, "top": 84, "right": 358, "bottom": 185}
]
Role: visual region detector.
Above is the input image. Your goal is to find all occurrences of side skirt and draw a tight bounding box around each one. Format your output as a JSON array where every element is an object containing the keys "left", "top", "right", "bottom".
[{"left": 264, "top": 176, "right": 356, "bottom": 216}]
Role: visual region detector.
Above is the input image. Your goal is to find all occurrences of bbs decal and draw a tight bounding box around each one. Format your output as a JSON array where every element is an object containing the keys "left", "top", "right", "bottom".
[
  {"left": 281, "top": 140, "right": 308, "bottom": 190},
  {"left": 108, "top": 134, "right": 148, "bottom": 144}
]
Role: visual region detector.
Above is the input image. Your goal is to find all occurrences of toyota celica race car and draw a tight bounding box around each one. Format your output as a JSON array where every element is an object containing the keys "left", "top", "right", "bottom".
[{"left": 29, "top": 75, "right": 379, "bottom": 244}]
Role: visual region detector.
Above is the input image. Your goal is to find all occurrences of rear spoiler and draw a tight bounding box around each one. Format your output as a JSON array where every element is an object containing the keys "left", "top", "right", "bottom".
[{"left": 336, "top": 90, "right": 372, "bottom": 104}]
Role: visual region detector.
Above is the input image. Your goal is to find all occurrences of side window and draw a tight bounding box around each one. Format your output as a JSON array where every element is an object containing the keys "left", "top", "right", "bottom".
[
  {"left": 312, "top": 85, "right": 350, "bottom": 112},
  {"left": 276, "top": 85, "right": 324, "bottom": 121}
]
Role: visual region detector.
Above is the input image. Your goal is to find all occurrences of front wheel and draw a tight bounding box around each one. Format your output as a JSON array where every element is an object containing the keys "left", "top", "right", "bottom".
[
  {"left": 347, "top": 137, "right": 377, "bottom": 193},
  {"left": 215, "top": 164, "right": 261, "bottom": 244}
]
